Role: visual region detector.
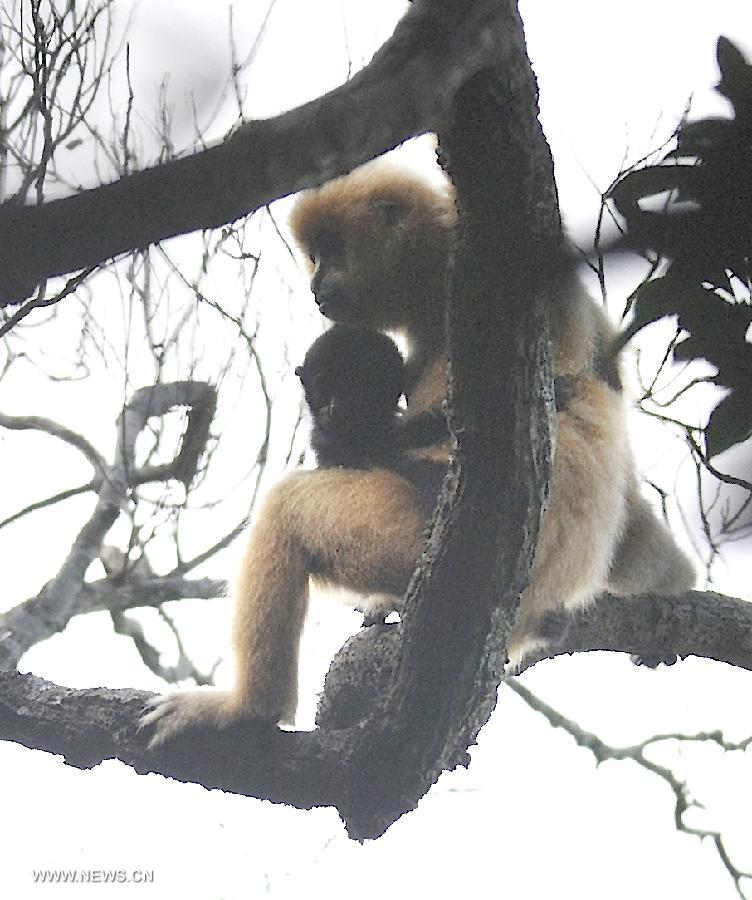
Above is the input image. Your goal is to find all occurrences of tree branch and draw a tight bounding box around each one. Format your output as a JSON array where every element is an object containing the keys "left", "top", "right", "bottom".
[
  {"left": 530, "top": 590, "right": 752, "bottom": 673},
  {"left": 0, "top": 589, "right": 748, "bottom": 819},
  {"left": 316, "top": 590, "right": 752, "bottom": 730},
  {"left": 506, "top": 679, "right": 752, "bottom": 898},
  {"left": 0, "top": 412, "right": 108, "bottom": 475},
  {"left": 301, "top": 0, "right": 562, "bottom": 840},
  {"left": 0, "top": 0, "right": 510, "bottom": 307},
  {"left": 0, "top": 381, "right": 218, "bottom": 667},
  {"left": 110, "top": 607, "right": 219, "bottom": 686}
]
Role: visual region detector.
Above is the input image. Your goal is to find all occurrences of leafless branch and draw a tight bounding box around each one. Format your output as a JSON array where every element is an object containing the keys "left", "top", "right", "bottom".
[
  {"left": 1, "top": 586, "right": 751, "bottom": 833},
  {"left": 110, "top": 608, "right": 218, "bottom": 686},
  {"left": 0, "top": 0, "right": 511, "bottom": 308},
  {"left": 0, "top": 481, "right": 96, "bottom": 531},
  {"left": 0, "top": 380, "right": 218, "bottom": 667},
  {"left": 507, "top": 679, "right": 752, "bottom": 898},
  {"left": 0, "top": 410, "right": 107, "bottom": 473}
]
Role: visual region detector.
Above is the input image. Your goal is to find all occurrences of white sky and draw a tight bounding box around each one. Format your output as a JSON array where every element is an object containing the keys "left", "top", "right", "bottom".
[{"left": 0, "top": 2, "right": 751, "bottom": 899}]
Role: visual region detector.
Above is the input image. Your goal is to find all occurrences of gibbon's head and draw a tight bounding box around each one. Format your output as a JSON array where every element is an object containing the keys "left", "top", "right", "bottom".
[
  {"left": 289, "top": 163, "right": 456, "bottom": 334},
  {"left": 296, "top": 325, "right": 405, "bottom": 424}
]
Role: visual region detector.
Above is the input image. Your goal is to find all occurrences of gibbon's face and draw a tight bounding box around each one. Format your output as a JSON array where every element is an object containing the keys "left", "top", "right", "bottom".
[
  {"left": 289, "top": 168, "right": 455, "bottom": 333},
  {"left": 307, "top": 226, "right": 352, "bottom": 322},
  {"left": 304, "top": 201, "right": 414, "bottom": 330}
]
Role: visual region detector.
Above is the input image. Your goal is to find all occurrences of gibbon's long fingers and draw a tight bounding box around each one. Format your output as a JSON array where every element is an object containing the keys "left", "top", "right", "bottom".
[{"left": 230, "top": 468, "right": 425, "bottom": 724}]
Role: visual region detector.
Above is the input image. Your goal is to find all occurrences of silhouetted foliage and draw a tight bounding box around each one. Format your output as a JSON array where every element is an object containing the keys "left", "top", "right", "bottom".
[{"left": 611, "top": 36, "right": 752, "bottom": 458}]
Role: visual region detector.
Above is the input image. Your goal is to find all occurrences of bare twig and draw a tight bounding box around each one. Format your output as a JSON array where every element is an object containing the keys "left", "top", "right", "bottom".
[
  {"left": 0, "top": 381, "right": 218, "bottom": 668},
  {"left": 507, "top": 679, "right": 752, "bottom": 897}
]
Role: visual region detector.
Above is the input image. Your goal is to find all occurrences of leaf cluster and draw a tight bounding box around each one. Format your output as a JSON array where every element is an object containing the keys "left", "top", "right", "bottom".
[{"left": 611, "top": 37, "right": 752, "bottom": 457}]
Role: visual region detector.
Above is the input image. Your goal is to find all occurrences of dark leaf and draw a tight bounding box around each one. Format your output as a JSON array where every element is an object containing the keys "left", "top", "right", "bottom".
[
  {"left": 716, "top": 36, "right": 752, "bottom": 125},
  {"left": 670, "top": 118, "right": 735, "bottom": 157},
  {"left": 609, "top": 164, "right": 699, "bottom": 219},
  {"left": 705, "top": 388, "right": 752, "bottom": 458},
  {"left": 624, "top": 277, "right": 679, "bottom": 339}
]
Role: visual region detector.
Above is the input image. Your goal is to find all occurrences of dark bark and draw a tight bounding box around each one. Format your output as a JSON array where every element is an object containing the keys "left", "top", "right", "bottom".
[
  {"left": 329, "top": 0, "right": 561, "bottom": 838},
  {"left": 319, "top": 590, "right": 752, "bottom": 729}
]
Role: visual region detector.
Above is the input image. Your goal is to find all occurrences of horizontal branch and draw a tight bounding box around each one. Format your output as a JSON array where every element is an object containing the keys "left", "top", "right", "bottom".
[
  {"left": 0, "top": 588, "right": 748, "bottom": 821},
  {"left": 0, "top": 0, "right": 507, "bottom": 307},
  {"left": 529, "top": 589, "right": 752, "bottom": 673},
  {"left": 0, "top": 412, "right": 107, "bottom": 475},
  {"left": 317, "top": 589, "right": 752, "bottom": 731},
  {"left": 0, "top": 670, "right": 348, "bottom": 810},
  {"left": 78, "top": 575, "right": 226, "bottom": 615}
]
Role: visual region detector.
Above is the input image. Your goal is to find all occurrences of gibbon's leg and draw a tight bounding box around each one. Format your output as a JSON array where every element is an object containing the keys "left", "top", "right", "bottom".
[
  {"left": 143, "top": 467, "right": 424, "bottom": 744},
  {"left": 507, "top": 377, "right": 630, "bottom": 667},
  {"left": 606, "top": 472, "right": 695, "bottom": 596}
]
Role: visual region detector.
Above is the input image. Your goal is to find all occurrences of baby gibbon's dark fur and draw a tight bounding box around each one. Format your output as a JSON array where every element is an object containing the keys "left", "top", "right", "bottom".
[
  {"left": 296, "top": 325, "right": 405, "bottom": 468},
  {"left": 297, "top": 325, "right": 450, "bottom": 468},
  {"left": 144, "top": 162, "right": 696, "bottom": 742}
]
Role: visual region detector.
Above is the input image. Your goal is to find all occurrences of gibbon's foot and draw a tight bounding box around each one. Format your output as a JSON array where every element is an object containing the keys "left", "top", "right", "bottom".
[
  {"left": 140, "top": 690, "right": 274, "bottom": 748},
  {"left": 631, "top": 651, "right": 679, "bottom": 668}
]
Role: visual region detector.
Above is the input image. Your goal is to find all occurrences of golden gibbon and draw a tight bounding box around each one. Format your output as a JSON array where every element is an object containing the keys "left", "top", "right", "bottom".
[{"left": 143, "top": 163, "right": 695, "bottom": 744}]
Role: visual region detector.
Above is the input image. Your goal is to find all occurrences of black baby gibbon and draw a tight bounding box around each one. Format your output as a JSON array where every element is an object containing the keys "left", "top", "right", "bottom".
[
  {"left": 296, "top": 324, "right": 406, "bottom": 469},
  {"left": 143, "top": 162, "right": 696, "bottom": 743},
  {"left": 296, "top": 323, "right": 447, "bottom": 522}
]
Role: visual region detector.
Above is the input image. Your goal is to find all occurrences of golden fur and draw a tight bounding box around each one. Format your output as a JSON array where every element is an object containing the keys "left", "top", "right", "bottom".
[{"left": 143, "top": 162, "right": 695, "bottom": 744}]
